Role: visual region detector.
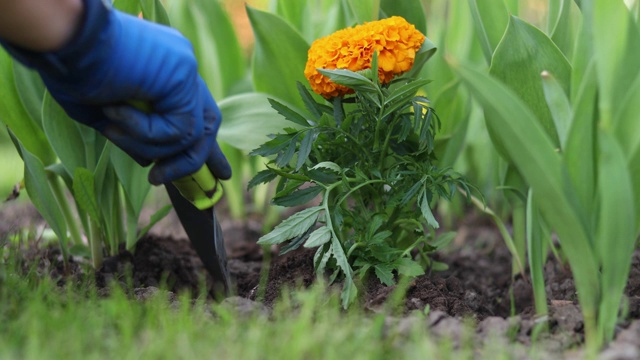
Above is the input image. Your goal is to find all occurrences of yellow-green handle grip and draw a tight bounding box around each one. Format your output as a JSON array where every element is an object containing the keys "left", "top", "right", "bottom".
[
  {"left": 127, "top": 100, "right": 223, "bottom": 210},
  {"left": 172, "top": 165, "right": 223, "bottom": 210}
]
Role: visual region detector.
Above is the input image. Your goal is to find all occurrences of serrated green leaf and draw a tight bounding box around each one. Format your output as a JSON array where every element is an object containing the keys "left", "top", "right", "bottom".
[
  {"left": 419, "top": 189, "right": 439, "bottom": 229},
  {"left": 315, "top": 244, "right": 333, "bottom": 274},
  {"left": 306, "top": 169, "right": 339, "bottom": 184},
  {"left": 400, "top": 179, "right": 423, "bottom": 205},
  {"left": 312, "top": 161, "right": 342, "bottom": 173},
  {"left": 297, "top": 82, "right": 328, "bottom": 120},
  {"left": 296, "top": 129, "right": 317, "bottom": 170},
  {"left": 272, "top": 185, "right": 323, "bottom": 207},
  {"left": 276, "top": 139, "right": 298, "bottom": 168},
  {"left": 279, "top": 227, "right": 314, "bottom": 255},
  {"left": 374, "top": 264, "right": 396, "bottom": 286},
  {"left": 431, "top": 231, "right": 456, "bottom": 248},
  {"left": 268, "top": 98, "right": 310, "bottom": 127},
  {"left": 248, "top": 169, "right": 278, "bottom": 189},
  {"left": 383, "top": 79, "right": 432, "bottom": 118},
  {"left": 370, "top": 230, "right": 392, "bottom": 244},
  {"left": 396, "top": 257, "right": 425, "bottom": 277},
  {"left": 304, "top": 226, "right": 332, "bottom": 248},
  {"left": 258, "top": 206, "right": 322, "bottom": 245},
  {"left": 367, "top": 213, "right": 387, "bottom": 238},
  {"left": 249, "top": 133, "right": 296, "bottom": 158}
]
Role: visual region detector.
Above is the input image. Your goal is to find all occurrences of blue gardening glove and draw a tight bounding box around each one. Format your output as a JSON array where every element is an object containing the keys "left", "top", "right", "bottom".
[{"left": 0, "top": 0, "right": 231, "bottom": 185}]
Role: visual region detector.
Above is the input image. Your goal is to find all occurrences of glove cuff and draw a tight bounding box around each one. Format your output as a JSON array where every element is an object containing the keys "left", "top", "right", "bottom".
[{"left": 0, "top": 0, "right": 111, "bottom": 77}]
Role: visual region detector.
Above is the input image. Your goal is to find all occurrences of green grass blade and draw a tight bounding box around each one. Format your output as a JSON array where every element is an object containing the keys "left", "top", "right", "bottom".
[
  {"left": 467, "top": 0, "right": 509, "bottom": 64},
  {"left": 490, "top": 16, "right": 571, "bottom": 148},
  {"left": 433, "top": 82, "right": 471, "bottom": 168},
  {"left": 526, "top": 189, "right": 549, "bottom": 318},
  {"left": 247, "top": 5, "right": 311, "bottom": 112},
  {"left": 12, "top": 62, "right": 45, "bottom": 127},
  {"left": 345, "top": 0, "right": 379, "bottom": 23},
  {"left": 179, "top": 0, "right": 246, "bottom": 99},
  {"left": 592, "top": 0, "right": 640, "bottom": 128},
  {"left": 454, "top": 62, "right": 600, "bottom": 339},
  {"left": 548, "top": 0, "right": 574, "bottom": 57},
  {"left": 41, "top": 93, "right": 86, "bottom": 176},
  {"left": 595, "top": 131, "right": 636, "bottom": 342},
  {"left": 20, "top": 144, "right": 69, "bottom": 258},
  {"left": 110, "top": 146, "right": 150, "bottom": 215},
  {"left": 380, "top": 0, "right": 426, "bottom": 34},
  {"left": 0, "top": 53, "right": 55, "bottom": 164},
  {"left": 140, "top": 0, "right": 171, "bottom": 26},
  {"left": 563, "top": 60, "right": 597, "bottom": 228},
  {"left": 541, "top": 71, "right": 573, "bottom": 150}
]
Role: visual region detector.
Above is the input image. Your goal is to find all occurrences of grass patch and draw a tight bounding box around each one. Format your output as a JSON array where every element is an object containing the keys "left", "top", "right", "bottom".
[{"left": 0, "top": 244, "right": 514, "bottom": 360}]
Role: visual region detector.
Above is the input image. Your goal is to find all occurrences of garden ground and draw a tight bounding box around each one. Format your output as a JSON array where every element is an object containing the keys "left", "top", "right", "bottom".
[{"left": 2, "top": 198, "right": 640, "bottom": 359}]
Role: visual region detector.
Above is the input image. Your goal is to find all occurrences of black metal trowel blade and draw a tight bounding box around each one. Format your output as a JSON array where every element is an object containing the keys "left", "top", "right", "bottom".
[{"left": 165, "top": 183, "right": 231, "bottom": 296}]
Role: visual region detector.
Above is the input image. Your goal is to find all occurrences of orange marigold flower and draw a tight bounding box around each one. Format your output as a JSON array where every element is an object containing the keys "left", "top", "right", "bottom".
[{"left": 304, "top": 16, "right": 426, "bottom": 99}]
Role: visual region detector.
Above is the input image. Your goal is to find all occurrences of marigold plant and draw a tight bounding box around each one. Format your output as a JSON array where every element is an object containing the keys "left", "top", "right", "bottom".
[
  {"left": 251, "top": 17, "right": 469, "bottom": 308},
  {"left": 304, "top": 16, "right": 426, "bottom": 98}
]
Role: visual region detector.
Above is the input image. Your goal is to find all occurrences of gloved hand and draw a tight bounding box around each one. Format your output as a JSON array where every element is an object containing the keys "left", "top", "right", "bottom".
[{"left": 1, "top": 0, "right": 231, "bottom": 185}]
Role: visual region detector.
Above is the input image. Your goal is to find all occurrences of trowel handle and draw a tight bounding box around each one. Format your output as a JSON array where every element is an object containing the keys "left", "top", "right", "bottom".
[{"left": 171, "top": 165, "right": 223, "bottom": 210}]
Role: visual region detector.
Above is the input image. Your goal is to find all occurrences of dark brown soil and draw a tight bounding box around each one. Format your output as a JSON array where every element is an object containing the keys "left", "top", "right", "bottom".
[{"left": 5, "top": 200, "right": 640, "bottom": 357}]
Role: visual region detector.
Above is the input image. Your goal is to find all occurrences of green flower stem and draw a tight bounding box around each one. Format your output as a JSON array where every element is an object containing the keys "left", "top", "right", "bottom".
[
  {"left": 347, "top": 242, "right": 363, "bottom": 257},
  {"left": 49, "top": 176, "right": 80, "bottom": 261},
  {"left": 336, "top": 179, "right": 386, "bottom": 209},
  {"left": 400, "top": 236, "right": 426, "bottom": 258},
  {"left": 377, "top": 114, "right": 402, "bottom": 170},
  {"left": 321, "top": 183, "right": 347, "bottom": 260},
  {"left": 88, "top": 218, "right": 104, "bottom": 269},
  {"left": 125, "top": 205, "right": 138, "bottom": 253},
  {"left": 511, "top": 202, "right": 526, "bottom": 277}
]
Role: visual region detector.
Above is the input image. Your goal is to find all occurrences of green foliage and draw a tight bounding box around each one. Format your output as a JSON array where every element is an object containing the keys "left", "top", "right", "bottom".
[
  {"left": 455, "top": 0, "right": 640, "bottom": 353},
  {"left": 250, "top": 51, "right": 469, "bottom": 307}
]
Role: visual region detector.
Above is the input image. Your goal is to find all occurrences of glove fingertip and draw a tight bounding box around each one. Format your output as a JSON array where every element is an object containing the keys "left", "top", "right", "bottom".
[{"left": 207, "top": 155, "right": 232, "bottom": 180}]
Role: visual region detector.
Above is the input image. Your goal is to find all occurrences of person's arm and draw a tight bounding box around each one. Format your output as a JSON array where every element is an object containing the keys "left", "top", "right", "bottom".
[
  {"left": 0, "top": 0, "right": 231, "bottom": 184},
  {"left": 0, "top": 0, "right": 83, "bottom": 51}
]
